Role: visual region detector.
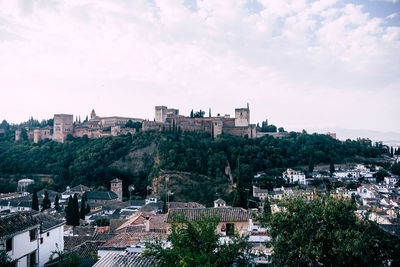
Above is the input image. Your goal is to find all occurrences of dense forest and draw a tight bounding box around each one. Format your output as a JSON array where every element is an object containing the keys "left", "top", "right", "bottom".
[{"left": 0, "top": 128, "right": 391, "bottom": 203}]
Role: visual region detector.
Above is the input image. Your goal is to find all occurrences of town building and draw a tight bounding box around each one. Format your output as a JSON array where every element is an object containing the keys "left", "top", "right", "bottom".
[
  {"left": 282, "top": 168, "right": 306, "bottom": 184},
  {"left": 0, "top": 211, "right": 64, "bottom": 267}
]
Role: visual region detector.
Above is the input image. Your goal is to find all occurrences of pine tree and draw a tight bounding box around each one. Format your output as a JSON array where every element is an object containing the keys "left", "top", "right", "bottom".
[
  {"left": 233, "top": 158, "right": 246, "bottom": 208},
  {"left": 32, "top": 191, "right": 39, "bottom": 211},
  {"left": 41, "top": 190, "right": 51, "bottom": 211},
  {"left": 54, "top": 194, "right": 60, "bottom": 211}
]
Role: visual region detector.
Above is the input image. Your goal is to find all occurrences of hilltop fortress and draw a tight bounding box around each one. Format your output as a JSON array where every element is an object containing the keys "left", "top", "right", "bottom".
[
  {"left": 15, "top": 110, "right": 142, "bottom": 143},
  {"left": 15, "top": 105, "right": 289, "bottom": 143},
  {"left": 143, "top": 104, "right": 258, "bottom": 139}
]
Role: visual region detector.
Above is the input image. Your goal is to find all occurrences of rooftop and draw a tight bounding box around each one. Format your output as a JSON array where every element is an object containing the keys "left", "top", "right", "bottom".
[
  {"left": 93, "top": 251, "right": 158, "bottom": 267},
  {"left": 167, "top": 207, "right": 251, "bottom": 223}
]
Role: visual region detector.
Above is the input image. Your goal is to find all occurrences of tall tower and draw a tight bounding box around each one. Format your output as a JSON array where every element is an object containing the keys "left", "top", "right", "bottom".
[
  {"left": 234, "top": 104, "right": 250, "bottom": 127},
  {"left": 110, "top": 178, "right": 123, "bottom": 201},
  {"left": 53, "top": 114, "right": 74, "bottom": 143},
  {"left": 90, "top": 109, "right": 97, "bottom": 120},
  {"left": 155, "top": 106, "right": 167, "bottom": 123}
]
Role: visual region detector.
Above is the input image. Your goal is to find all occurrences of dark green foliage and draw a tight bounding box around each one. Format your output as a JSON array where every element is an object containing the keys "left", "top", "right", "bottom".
[
  {"left": 233, "top": 158, "right": 247, "bottom": 208},
  {"left": 72, "top": 194, "right": 80, "bottom": 226},
  {"left": 260, "top": 197, "right": 271, "bottom": 225},
  {"left": 65, "top": 195, "right": 80, "bottom": 226},
  {"left": 391, "top": 163, "right": 400, "bottom": 176},
  {"left": 54, "top": 194, "right": 60, "bottom": 211},
  {"left": 375, "top": 168, "right": 390, "bottom": 183},
  {"left": 0, "top": 131, "right": 156, "bottom": 194},
  {"left": 41, "top": 190, "right": 51, "bottom": 211},
  {"left": 308, "top": 155, "right": 314, "bottom": 173},
  {"left": 93, "top": 218, "right": 109, "bottom": 226},
  {"left": 330, "top": 160, "right": 335, "bottom": 175},
  {"left": 0, "top": 250, "right": 14, "bottom": 267},
  {"left": 144, "top": 215, "right": 252, "bottom": 266},
  {"left": 32, "top": 191, "right": 39, "bottom": 211},
  {"left": 125, "top": 120, "right": 142, "bottom": 131},
  {"left": 80, "top": 193, "right": 87, "bottom": 220},
  {"left": 268, "top": 197, "right": 400, "bottom": 266}
]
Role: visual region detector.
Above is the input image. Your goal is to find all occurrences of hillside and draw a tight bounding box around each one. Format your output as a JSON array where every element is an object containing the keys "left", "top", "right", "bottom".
[{"left": 0, "top": 130, "right": 390, "bottom": 203}]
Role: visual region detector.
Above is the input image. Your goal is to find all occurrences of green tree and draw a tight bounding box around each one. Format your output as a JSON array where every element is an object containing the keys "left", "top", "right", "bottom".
[
  {"left": 190, "top": 110, "right": 194, "bottom": 118},
  {"left": 233, "top": 158, "right": 246, "bottom": 208},
  {"left": 80, "top": 193, "right": 87, "bottom": 220},
  {"left": 375, "top": 169, "right": 389, "bottom": 183},
  {"left": 267, "top": 196, "right": 400, "bottom": 266},
  {"left": 391, "top": 163, "right": 400, "bottom": 176},
  {"left": 144, "top": 214, "right": 252, "bottom": 267},
  {"left": 41, "top": 190, "right": 51, "bottom": 211},
  {"left": 308, "top": 155, "right": 314, "bottom": 173},
  {"left": 72, "top": 194, "right": 80, "bottom": 226},
  {"left": 54, "top": 194, "right": 60, "bottom": 211},
  {"left": 260, "top": 197, "right": 272, "bottom": 225},
  {"left": 329, "top": 160, "right": 335, "bottom": 176},
  {"left": 32, "top": 191, "right": 39, "bottom": 211},
  {"left": 65, "top": 196, "right": 73, "bottom": 225},
  {"left": 0, "top": 250, "right": 14, "bottom": 267}
]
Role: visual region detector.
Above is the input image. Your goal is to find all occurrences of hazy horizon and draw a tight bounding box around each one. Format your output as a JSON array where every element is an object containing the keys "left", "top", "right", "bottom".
[{"left": 1, "top": 0, "right": 399, "bottom": 132}]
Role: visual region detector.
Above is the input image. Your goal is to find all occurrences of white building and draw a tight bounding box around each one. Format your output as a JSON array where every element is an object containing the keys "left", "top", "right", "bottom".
[
  {"left": 17, "top": 179, "right": 34, "bottom": 192},
  {"left": 282, "top": 168, "right": 306, "bottom": 184},
  {"left": 357, "top": 184, "right": 378, "bottom": 199},
  {"left": 384, "top": 176, "right": 398, "bottom": 185},
  {"left": 0, "top": 211, "right": 65, "bottom": 267}
]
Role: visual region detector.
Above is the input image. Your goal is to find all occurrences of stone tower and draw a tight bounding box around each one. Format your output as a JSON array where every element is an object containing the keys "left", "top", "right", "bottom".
[
  {"left": 234, "top": 104, "right": 250, "bottom": 127},
  {"left": 155, "top": 106, "right": 167, "bottom": 123},
  {"left": 110, "top": 178, "right": 123, "bottom": 201},
  {"left": 90, "top": 109, "right": 97, "bottom": 120},
  {"left": 53, "top": 114, "right": 74, "bottom": 143}
]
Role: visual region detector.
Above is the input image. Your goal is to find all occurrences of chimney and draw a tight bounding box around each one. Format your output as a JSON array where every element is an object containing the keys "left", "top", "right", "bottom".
[{"left": 145, "top": 216, "right": 150, "bottom": 232}]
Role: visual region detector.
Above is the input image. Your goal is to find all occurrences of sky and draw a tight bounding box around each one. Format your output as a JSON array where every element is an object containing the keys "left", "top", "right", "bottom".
[{"left": 0, "top": 0, "right": 399, "bottom": 133}]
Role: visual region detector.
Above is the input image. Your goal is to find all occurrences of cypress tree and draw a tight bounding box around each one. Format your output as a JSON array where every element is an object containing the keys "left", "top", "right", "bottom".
[
  {"left": 80, "top": 194, "right": 86, "bottom": 220},
  {"left": 86, "top": 203, "right": 91, "bottom": 214},
  {"left": 190, "top": 110, "right": 194, "bottom": 118},
  {"left": 65, "top": 196, "right": 73, "bottom": 225},
  {"left": 54, "top": 194, "right": 60, "bottom": 211},
  {"left": 330, "top": 160, "right": 335, "bottom": 176},
  {"left": 73, "top": 194, "right": 80, "bottom": 226},
  {"left": 32, "top": 191, "right": 39, "bottom": 211},
  {"left": 233, "top": 157, "right": 246, "bottom": 208},
  {"left": 262, "top": 197, "right": 272, "bottom": 224},
  {"left": 390, "top": 146, "right": 394, "bottom": 157},
  {"left": 41, "top": 190, "right": 51, "bottom": 211},
  {"left": 209, "top": 108, "right": 211, "bottom": 117},
  {"left": 308, "top": 155, "right": 314, "bottom": 173}
]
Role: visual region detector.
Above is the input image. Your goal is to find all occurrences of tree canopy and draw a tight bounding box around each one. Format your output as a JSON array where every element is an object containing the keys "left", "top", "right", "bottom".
[
  {"left": 267, "top": 196, "right": 400, "bottom": 266},
  {"left": 144, "top": 214, "right": 252, "bottom": 267}
]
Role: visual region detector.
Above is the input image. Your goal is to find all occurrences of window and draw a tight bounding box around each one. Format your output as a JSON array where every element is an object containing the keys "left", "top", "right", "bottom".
[
  {"left": 40, "top": 238, "right": 43, "bottom": 244},
  {"left": 47, "top": 232, "right": 50, "bottom": 237},
  {"left": 29, "top": 229, "right": 37, "bottom": 241},
  {"left": 28, "top": 251, "right": 36, "bottom": 267},
  {"left": 6, "top": 237, "right": 12, "bottom": 252}
]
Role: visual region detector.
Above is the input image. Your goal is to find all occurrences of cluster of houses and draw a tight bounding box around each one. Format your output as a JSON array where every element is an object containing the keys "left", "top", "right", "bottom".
[
  {"left": 0, "top": 179, "right": 271, "bottom": 266},
  {"left": 0, "top": 162, "right": 398, "bottom": 266}
]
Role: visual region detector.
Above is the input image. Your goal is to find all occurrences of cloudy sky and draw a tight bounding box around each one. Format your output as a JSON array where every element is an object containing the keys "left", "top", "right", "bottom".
[{"left": 1, "top": 0, "right": 399, "bottom": 133}]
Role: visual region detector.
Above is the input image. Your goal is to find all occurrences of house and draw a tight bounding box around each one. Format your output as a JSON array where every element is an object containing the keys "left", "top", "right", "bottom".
[
  {"left": 357, "top": 184, "right": 379, "bottom": 199},
  {"left": 86, "top": 191, "right": 118, "bottom": 203},
  {"left": 167, "top": 207, "right": 251, "bottom": 236},
  {"left": 385, "top": 177, "right": 398, "bottom": 185},
  {"left": 0, "top": 211, "right": 64, "bottom": 267},
  {"left": 145, "top": 195, "right": 159, "bottom": 205},
  {"left": 93, "top": 251, "right": 158, "bottom": 267},
  {"left": 253, "top": 186, "right": 269, "bottom": 200},
  {"left": 282, "top": 169, "right": 306, "bottom": 184},
  {"left": 214, "top": 199, "right": 227, "bottom": 208},
  {"left": 70, "top": 184, "right": 91, "bottom": 196}
]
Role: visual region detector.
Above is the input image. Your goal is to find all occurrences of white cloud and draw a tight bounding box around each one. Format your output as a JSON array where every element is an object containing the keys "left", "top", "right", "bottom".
[{"left": 0, "top": 0, "right": 399, "bottom": 133}]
